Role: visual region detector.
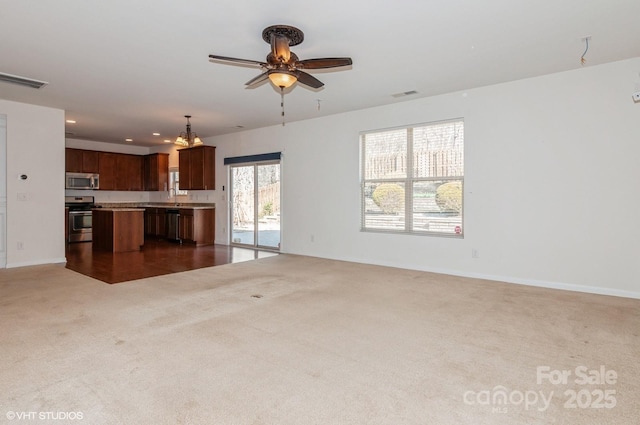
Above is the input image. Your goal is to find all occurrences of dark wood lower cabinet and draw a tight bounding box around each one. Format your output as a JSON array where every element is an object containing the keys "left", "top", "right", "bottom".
[
  {"left": 179, "top": 208, "right": 215, "bottom": 246},
  {"left": 144, "top": 208, "right": 167, "bottom": 238},
  {"left": 144, "top": 207, "right": 214, "bottom": 246},
  {"left": 179, "top": 210, "right": 194, "bottom": 241},
  {"left": 93, "top": 209, "right": 144, "bottom": 252}
]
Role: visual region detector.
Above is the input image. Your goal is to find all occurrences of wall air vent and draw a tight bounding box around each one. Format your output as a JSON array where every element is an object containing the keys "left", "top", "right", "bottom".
[{"left": 0, "top": 72, "right": 48, "bottom": 89}]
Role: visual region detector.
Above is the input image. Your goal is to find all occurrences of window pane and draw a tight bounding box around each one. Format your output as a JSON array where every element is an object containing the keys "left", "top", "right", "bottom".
[
  {"left": 257, "top": 163, "right": 281, "bottom": 249},
  {"left": 363, "top": 181, "right": 406, "bottom": 231},
  {"left": 413, "top": 120, "right": 464, "bottom": 178},
  {"left": 361, "top": 120, "right": 464, "bottom": 236},
  {"left": 363, "top": 129, "right": 407, "bottom": 179},
  {"left": 231, "top": 166, "right": 255, "bottom": 245},
  {"left": 169, "top": 170, "right": 187, "bottom": 195},
  {"left": 413, "top": 180, "right": 463, "bottom": 235}
]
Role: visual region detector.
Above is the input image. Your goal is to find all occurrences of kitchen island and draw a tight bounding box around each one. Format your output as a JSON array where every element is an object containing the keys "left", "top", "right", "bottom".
[{"left": 92, "top": 208, "right": 145, "bottom": 252}]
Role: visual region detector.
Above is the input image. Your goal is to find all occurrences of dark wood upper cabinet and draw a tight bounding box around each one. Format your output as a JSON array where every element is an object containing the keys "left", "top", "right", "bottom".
[
  {"left": 178, "top": 148, "right": 191, "bottom": 189},
  {"left": 178, "top": 146, "right": 215, "bottom": 190},
  {"left": 67, "top": 149, "right": 164, "bottom": 192},
  {"left": 66, "top": 149, "right": 83, "bottom": 172},
  {"left": 98, "top": 152, "right": 118, "bottom": 190},
  {"left": 117, "top": 154, "right": 143, "bottom": 191},
  {"left": 98, "top": 152, "right": 142, "bottom": 191},
  {"left": 83, "top": 151, "right": 99, "bottom": 173},
  {"left": 65, "top": 148, "right": 100, "bottom": 173},
  {"left": 143, "top": 153, "right": 169, "bottom": 191}
]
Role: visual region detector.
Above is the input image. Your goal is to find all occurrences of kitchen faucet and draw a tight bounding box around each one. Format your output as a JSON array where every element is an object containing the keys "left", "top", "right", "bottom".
[{"left": 168, "top": 181, "right": 179, "bottom": 206}]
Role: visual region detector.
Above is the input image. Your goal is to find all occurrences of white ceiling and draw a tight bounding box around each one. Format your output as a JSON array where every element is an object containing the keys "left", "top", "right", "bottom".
[{"left": 1, "top": 0, "right": 639, "bottom": 147}]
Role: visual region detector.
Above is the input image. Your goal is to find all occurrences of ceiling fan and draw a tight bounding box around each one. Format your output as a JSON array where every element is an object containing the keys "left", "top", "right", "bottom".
[{"left": 208, "top": 25, "right": 353, "bottom": 91}]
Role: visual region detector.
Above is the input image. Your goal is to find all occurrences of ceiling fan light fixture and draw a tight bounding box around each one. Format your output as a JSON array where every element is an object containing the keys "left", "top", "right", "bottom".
[
  {"left": 273, "top": 35, "right": 292, "bottom": 62},
  {"left": 268, "top": 70, "right": 297, "bottom": 88}
]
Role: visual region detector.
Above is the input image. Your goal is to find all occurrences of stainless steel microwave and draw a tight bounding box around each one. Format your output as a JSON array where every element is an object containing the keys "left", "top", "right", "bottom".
[{"left": 66, "top": 173, "right": 99, "bottom": 190}]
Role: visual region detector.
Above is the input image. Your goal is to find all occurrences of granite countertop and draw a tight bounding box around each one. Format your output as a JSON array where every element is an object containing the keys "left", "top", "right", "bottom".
[
  {"left": 94, "top": 202, "right": 215, "bottom": 210},
  {"left": 93, "top": 207, "right": 146, "bottom": 212}
]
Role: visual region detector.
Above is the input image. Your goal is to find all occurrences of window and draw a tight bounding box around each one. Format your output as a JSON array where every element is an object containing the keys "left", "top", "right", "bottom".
[
  {"left": 360, "top": 119, "right": 464, "bottom": 236},
  {"left": 169, "top": 168, "right": 188, "bottom": 195}
]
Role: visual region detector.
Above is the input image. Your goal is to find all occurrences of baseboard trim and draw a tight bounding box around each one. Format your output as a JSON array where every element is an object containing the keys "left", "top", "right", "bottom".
[
  {"left": 318, "top": 254, "right": 640, "bottom": 300},
  {"left": 6, "top": 257, "right": 67, "bottom": 269},
  {"left": 444, "top": 269, "right": 640, "bottom": 300}
]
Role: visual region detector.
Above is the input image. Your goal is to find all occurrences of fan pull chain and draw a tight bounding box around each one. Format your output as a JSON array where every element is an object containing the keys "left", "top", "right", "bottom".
[{"left": 280, "top": 87, "right": 286, "bottom": 126}]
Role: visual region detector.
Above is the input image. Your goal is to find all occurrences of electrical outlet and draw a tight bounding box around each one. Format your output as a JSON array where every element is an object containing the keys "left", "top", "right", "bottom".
[
  {"left": 17, "top": 242, "right": 24, "bottom": 250},
  {"left": 310, "top": 234, "right": 315, "bottom": 243},
  {"left": 472, "top": 249, "right": 479, "bottom": 259}
]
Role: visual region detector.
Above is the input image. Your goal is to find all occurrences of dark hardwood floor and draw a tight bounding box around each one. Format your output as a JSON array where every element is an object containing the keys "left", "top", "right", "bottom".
[{"left": 65, "top": 239, "right": 277, "bottom": 284}]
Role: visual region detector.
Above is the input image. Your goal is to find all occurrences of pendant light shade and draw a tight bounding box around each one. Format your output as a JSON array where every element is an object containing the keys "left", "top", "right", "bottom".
[{"left": 268, "top": 70, "right": 297, "bottom": 88}]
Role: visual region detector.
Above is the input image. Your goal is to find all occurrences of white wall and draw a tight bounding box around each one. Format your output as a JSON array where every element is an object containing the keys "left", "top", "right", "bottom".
[
  {"left": 0, "top": 99, "right": 66, "bottom": 267},
  {"left": 210, "top": 57, "right": 640, "bottom": 298},
  {"left": 0, "top": 115, "right": 6, "bottom": 267},
  {"left": 66, "top": 138, "right": 150, "bottom": 155}
]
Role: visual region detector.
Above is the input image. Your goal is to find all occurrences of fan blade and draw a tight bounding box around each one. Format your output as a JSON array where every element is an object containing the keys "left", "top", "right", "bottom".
[
  {"left": 296, "top": 57, "right": 353, "bottom": 69},
  {"left": 208, "top": 54, "right": 266, "bottom": 68},
  {"left": 245, "top": 72, "right": 269, "bottom": 87},
  {"left": 296, "top": 71, "right": 324, "bottom": 89}
]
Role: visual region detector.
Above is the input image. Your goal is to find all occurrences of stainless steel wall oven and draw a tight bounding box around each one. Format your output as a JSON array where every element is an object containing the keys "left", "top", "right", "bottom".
[{"left": 66, "top": 196, "right": 94, "bottom": 243}]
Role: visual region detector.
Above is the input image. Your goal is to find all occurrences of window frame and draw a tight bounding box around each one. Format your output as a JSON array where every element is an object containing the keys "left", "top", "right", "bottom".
[
  {"left": 360, "top": 118, "right": 464, "bottom": 238},
  {"left": 169, "top": 168, "right": 188, "bottom": 195}
]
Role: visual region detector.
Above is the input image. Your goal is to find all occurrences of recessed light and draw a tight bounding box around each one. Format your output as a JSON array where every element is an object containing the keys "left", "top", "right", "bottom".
[
  {"left": 153, "top": 132, "right": 160, "bottom": 136},
  {"left": 125, "top": 138, "right": 133, "bottom": 142},
  {"left": 66, "top": 120, "right": 76, "bottom": 124},
  {"left": 163, "top": 139, "right": 172, "bottom": 143}
]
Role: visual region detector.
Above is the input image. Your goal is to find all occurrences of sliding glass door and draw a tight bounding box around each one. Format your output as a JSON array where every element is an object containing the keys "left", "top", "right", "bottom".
[{"left": 230, "top": 161, "right": 280, "bottom": 250}]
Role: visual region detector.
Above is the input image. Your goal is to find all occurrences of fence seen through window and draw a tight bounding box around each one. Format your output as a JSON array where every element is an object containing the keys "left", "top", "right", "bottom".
[{"left": 360, "top": 119, "right": 464, "bottom": 236}]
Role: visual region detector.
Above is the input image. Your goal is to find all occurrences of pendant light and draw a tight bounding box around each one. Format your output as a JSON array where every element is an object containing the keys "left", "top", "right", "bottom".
[{"left": 175, "top": 115, "right": 203, "bottom": 147}]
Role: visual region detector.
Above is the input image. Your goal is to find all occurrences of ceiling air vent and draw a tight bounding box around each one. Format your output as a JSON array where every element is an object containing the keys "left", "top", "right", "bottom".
[
  {"left": 392, "top": 90, "right": 418, "bottom": 98},
  {"left": 0, "top": 72, "right": 48, "bottom": 89}
]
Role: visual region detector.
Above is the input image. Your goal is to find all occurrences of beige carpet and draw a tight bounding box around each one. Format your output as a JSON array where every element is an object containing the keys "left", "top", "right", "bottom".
[{"left": 0, "top": 255, "right": 638, "bottom": 424}]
